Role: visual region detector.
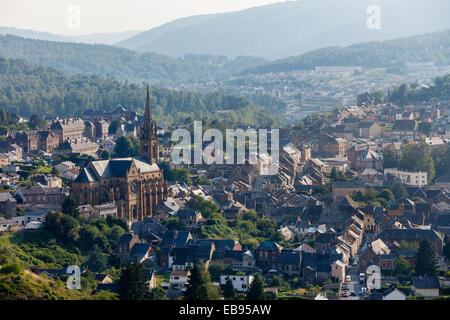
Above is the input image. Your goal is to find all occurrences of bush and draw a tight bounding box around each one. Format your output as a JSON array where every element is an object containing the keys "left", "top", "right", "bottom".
[{"left": 0, "top": 263, "right": 22, "bottom": 275}]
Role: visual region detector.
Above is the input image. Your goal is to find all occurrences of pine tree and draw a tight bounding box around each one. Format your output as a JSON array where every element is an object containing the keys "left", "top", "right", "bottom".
[
  {"left": 62, "top": 196, "right": 80, "bottom": 218},
  {"left": 223, "top": 278, "right": 236, "bottom": 299},
  {"left": 247, "top": 274, "right": 264, "bottom": 300},
  {"left": 184, "top": 264, "right": 211, "bottom": 300},
  {"left": 330, "top": 167, "right": 338, "bottom": 181},
  {"left": 415, "top": 239, "right": 438, "bottom": 276},
  {"left": 118, "top": 261, "right": 150, "bottom": 300}
]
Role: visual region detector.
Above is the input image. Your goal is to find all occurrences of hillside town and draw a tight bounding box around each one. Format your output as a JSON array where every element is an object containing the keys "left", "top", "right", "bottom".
[{"left": 0, "top": 80, "right": 449, "bottom": 301}]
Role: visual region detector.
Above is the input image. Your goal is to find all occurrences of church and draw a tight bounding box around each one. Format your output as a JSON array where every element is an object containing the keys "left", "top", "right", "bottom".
[{"left": 72, "top": 86, "right": 168, "bottom": 221}]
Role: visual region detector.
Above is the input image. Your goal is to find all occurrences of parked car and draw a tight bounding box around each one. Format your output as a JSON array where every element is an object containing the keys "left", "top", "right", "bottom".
[
  {"left": 359, "top": 273, "right": 365, "bottom": 283},
  {"left": 346, "top": 275, "right": 351, "bottom": 282}
]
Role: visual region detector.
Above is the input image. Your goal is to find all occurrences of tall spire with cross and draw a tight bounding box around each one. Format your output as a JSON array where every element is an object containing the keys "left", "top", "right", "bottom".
[{"left": 140, "top": 84, "right": 158, "bottom": 164}]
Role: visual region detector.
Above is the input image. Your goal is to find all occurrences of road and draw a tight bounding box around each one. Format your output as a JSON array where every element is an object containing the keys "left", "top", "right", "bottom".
[{"left": 339, "top": 234, "right": 373, "bottom": 300}]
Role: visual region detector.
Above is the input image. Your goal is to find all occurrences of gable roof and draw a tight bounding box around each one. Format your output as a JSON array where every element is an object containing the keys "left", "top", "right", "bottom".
[{"left": 412, "top": 276, "right": 440, "bottom": 289}]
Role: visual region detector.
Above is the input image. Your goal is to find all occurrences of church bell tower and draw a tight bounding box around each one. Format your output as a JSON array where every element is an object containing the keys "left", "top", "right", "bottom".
[{"left": 140, "top": 85, "right": 158, "bottom": 164}]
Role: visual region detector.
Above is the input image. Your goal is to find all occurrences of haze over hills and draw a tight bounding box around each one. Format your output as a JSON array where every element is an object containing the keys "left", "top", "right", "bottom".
[
  {"left": 0, "top": 26, "right": 141, "bottom": 45},
  {"left": 0, "top": 34, "right": 265, "bottom": 86},
  {"left": 117, "top": 0, "right": 450, "bottom": 60},
  {"left": 242, "top": 30, "right": 450, "bottom": 75}
]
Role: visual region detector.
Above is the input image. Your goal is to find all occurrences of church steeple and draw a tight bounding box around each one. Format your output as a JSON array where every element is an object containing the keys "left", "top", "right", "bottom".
[
  {"left": 145, "top": 85, "right": 152, "bottom": 124},
  {"left": 140, "top": 84, "right": 158, "bottom": 164}
]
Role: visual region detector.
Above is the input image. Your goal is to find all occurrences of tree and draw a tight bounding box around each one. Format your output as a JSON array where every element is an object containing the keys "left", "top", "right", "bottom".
[
  {"left": 383, "top": 145, "right": 400, "bottom": 169},
  {"left": 399, "top": 142, "right": 435, "bottom": 183},
  {"left": 28, "top": 114, "right": 47, "bottom": 130},
  {"left": 149, "top": 287, "right": 168, "bottom": 300},
  {"left": 418, "top": 121, "right": 433, "bottom": 136},
  {"left": 444, "top": 237, "right": 450, "bottom": 260},
  {"left": 394, "top": 255, "right": 412, "bottom": 276},
  {"left": 62, "top": 196, "right": 80, "bottom": 218},
  {"left": 86, "top": 245, "right": 108, "bottom": 273},
  {"left": 101, "top": 150, "right": 110, "bottom": 160},
  {"left": 415, "top": 239, "right": 438, "bottom": 276},
  {"left": 184, "top": 264, "right": 212, "bottom": 300},
  {"left": 378, "top": 189, "right": 395, "bottom": 202},
  {"left": 108, "top": 120, "right": 120, "bottom": 135},
  {"left": 390, "top": 182, "right": 407, "bottom": 200},
  {"left": 118, "top": 261, "right": 150, "bottom": 300},
  {"left": 431, "top": 145, "right": 450, "bottom": 180},
  {"left": 223, "top": 278, "right": 236, "bottom": 299},
  {"left": 330, "top": 167, "right": 338, "bottom": 181},
  {"left": 114, "top": 136, "right": 139, "bottom": 157},
  {"left": 247, "top": 274, "right": 264, "bottom": 300}
]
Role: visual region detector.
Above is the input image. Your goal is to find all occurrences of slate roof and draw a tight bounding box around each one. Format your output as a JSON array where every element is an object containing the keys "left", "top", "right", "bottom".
[
  {"left": 392, "top": 120, "right": 417, "bottom": 131},
  {"left": 74, "top": 168, "right": 96, "bottom": 183},
  {"left": 377, "top": 228, "right": 443, "bottom": 242},
  {"left": 79, "top": 157, "right": 160, "bottom": 181},
  {"left": 412, "top": 276, "right": 440, "bottom": 289},
  {"left": 277, "top": 250, "right": 302, "bottom": 266},
  {"left": 256, "top": 241, "right": 283, "bottom": 251}
]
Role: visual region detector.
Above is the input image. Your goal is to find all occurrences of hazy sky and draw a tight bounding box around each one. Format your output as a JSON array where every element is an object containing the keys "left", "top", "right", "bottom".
[{"left": 0, "top": 0, "right": 287, "bottom": 35}]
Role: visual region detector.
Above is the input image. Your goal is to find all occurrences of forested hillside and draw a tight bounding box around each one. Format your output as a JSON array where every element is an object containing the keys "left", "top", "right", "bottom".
[
  {"left": 0, "top": 56, "right": 282, "bottom": 127},
  {"left": 0, "top": 35, "right": 265, "bottom": 86},
  {"left": 243, "top": 30, "right": 450, "bottom": 74}
]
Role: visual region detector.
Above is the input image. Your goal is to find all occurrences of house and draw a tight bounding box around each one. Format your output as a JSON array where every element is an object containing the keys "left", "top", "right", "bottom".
[
  {"left": 147, "top": 270, "right": 157, "bottom": 289},
  {"left": 331, "top": 260, "right": 346, "bottom": 283},
  {"left": 129, "top": 243, "right": 153, "bottom": 263},
  {"left": 220, "top": 275, "right": 254, "bottom": 293},
  {"left": 276, "top": 250, "right": 302, "bottom": 277},
  {"left": 318, "top": 134, "right": 347, "bottom": 158},
  {"left": 116, "top": 233, "right": 141, "bottom": 263},
  {"left": 376, "top": 228, "right": 444, "bottom": 255},
  {"left": 384, "top": 168, "right": 427, "bottom": 187},
  {"left": 177, "top": 209, "right": 203, "bottom": 226},
  {"left": 169, "top": 270, "right": 190, "bottom": 291},
  {"left": 356, "top": 122, "right": 382, "bottom": 138},
  {"left": 93, "top": 203, "right": 117, "bottom": 219},
  {"left": 54, "top": 161, "right": 76, "bottom": 174},
  {"left": 392, "top": 120, "right": 418, "bottom": 141},
  {"left": 255, "top": 241, "right": 283, "bottom": 269},
  {"left": 382, "top": 287, "right": 407, "bottom": 300},
  {"left": 94, "top": 274, "right": 113, "bottom": 285},
  {"left": 18, "top": 185, "right": 69, "bottom": 207},
  {"left": 411, "top": 276, "right": 440, "bottom": 297},
  {"left": 0, "top": 192, "right": 16, "bottom": 218},
  {"left": 56, "top": 138, "right": 99, "bottom": 156},
  {"left": 332, "top": 181, "right": 366, "bottom": 197}
]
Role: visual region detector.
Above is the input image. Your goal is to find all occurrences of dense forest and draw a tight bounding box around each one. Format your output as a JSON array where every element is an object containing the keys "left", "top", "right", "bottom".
[
  {"left": 242, "top": 30, "right": 450, "bottom": 75},
  {"left": 0, "top": 56, "right": 282, "bottom": 127},
  {"left": 386, "top": 74, "right": 450, "bottom": 105},
  {"left": 0, "top": 35, "right": 265, "bottom": 86}
]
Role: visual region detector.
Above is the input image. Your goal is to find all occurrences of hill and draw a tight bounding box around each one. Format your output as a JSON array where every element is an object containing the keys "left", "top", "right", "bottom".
[
  {"left": 0, "top": 34, "right": 265, "bottom": 86},
  {"left": 0, "top": 56, "right": 281, "bottom": 127},
  {"left": 242, "top": 30, "right": 450, "bottom": 74},
  {"left": 117, "top": 0, "right": 450, "bottom": 59},
  {"left": 0, "top": 26, "right": 141, "bottom": 45}
]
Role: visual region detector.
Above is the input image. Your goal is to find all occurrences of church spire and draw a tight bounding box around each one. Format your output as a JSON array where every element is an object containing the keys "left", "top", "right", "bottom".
[
  {"left": 140, "top": 83, "right": 158, "bottom": 164},
  {"left": 145, "top": 84, "right": 152, "bottom": 123}
]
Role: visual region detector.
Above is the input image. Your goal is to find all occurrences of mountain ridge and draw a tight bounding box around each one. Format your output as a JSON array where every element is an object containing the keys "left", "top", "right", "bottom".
[{"left": 117, "top": 0, "right": 450, "bottom": 59}]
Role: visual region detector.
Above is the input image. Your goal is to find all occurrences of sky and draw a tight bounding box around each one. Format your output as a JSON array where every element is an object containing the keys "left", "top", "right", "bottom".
[{"left": 0, "top": 0, "right": 288, "bottom": 35}]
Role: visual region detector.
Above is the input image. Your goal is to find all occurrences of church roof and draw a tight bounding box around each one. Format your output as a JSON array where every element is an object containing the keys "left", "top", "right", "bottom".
[
  {"left": 83, "top": 157, "right": 160, "bottom": 180},
  {"left": 74, "top": 168, "right": 97, "bottom": 183}
]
